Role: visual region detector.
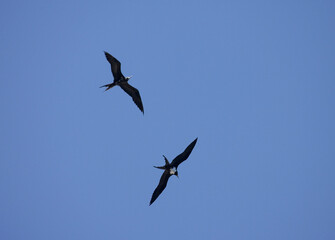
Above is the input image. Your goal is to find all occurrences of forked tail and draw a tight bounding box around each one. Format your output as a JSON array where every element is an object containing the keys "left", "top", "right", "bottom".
[
  {"left": 153, "top": 155, "right": 170, "bottom": 169},
  {"left": 100, "top": 82, "right": 116, "bottom": 91}
]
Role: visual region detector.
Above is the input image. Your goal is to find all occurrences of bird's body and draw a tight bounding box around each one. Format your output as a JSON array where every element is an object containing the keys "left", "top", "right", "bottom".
[
  {"left": 100, "top": 77, "right": 127, "bottom": 91},
  {"left": 150, "top": 138, "right": 198, "bottom": 205},
  {"left": 169, "top": 167, "right": 177, "bottom": 175},
  {"left": 101, "top": 51, "right": 144, "bottom": 113}
]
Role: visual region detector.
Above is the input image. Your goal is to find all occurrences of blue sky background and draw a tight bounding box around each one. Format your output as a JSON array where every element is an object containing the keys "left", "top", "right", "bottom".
[{"left": 1, "top": 0, "right": 335, "bottom": 239}]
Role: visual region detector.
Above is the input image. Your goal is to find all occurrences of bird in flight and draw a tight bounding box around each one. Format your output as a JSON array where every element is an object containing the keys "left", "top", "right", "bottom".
[
  {"left": 100, "top": 51, "right": 144, "bottom": 114},
  {"left": 150, "top": 138, "right": 198, "bottom": 205}
]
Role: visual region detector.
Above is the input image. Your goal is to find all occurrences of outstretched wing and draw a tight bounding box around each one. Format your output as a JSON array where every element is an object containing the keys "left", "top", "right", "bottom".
[
  {"left": 104, "top": 51, "right": 124, "bottom": 81},
  {"left": 170, "top": 138, "right": 198, "bottom": 168},
  {"left": 120, "top": 82, "right": 144, "bottom": 113},
  {"left": 150, "top": 170, "right": 171, "bottom": 205}
]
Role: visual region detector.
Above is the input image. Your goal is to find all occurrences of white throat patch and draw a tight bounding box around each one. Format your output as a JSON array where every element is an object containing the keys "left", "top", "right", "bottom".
[{"left": 170, "top": 167, "right": 177, "bottom": 175}]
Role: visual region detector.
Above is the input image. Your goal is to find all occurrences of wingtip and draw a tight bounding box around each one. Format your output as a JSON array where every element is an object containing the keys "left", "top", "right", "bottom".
[
  {"left": 103, "top": 51, "right": 109, "bottom": 58},
  {"left": 192, "top": 137, "right": 198, "bottom": 147}
]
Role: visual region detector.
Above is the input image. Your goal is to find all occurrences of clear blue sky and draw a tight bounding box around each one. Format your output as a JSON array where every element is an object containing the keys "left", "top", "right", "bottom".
[{"left": 1, "top": 0, "right": 335, "bottom": 239}]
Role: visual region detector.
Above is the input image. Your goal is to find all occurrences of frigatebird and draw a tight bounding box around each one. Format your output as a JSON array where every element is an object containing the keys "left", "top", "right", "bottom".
[
  {"left": 100, "top": 51, "right": 144, "bottom": 113},
  {"left": 150, "top": 138, "right": 198, "bottom": 205}
]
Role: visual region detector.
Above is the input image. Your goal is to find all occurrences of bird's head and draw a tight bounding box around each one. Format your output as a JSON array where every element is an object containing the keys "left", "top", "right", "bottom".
[{"left": 126, "top": 75, "right": 133, "bottom": 81}]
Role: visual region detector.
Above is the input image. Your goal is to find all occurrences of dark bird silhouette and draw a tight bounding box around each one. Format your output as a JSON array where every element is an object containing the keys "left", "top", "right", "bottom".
[
  {"left": 100, "top": 51, "right": 144, "bottom": 113},
  {"left": 150, "top": 138, "right": 198, "bottom": 205}
]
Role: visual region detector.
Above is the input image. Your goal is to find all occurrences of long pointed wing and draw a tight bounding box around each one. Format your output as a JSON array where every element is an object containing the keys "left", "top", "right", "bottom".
[
  {"left": 170, "top": 138, "right": 198, "bottom": 168},
  {"left": 104, "top": 51, "right": 124, "bottom": 80},
  {"left": 120, "top": 82, "right": 144, "bottom": 113},
  {"left": 150, "top": 170, "right": 171, "bottom": 205}
]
